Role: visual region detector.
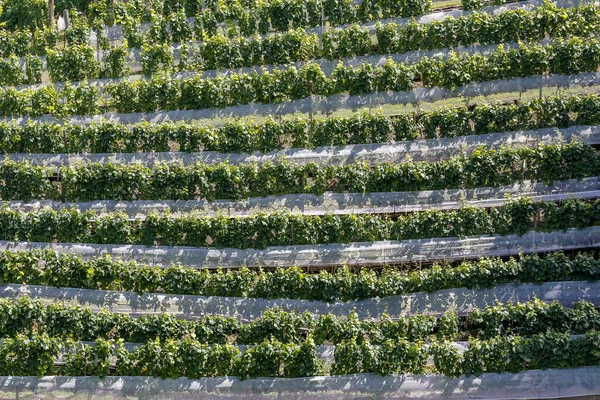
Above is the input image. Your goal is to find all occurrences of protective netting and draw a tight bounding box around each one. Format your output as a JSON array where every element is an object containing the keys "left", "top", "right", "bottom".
[
  {"left": 4, "top": 124, "right": 599, "bottom": 167},
  {"left": 0, "top": 366, "right": 598, "bottom": 400},
  {"left": 0, "top": 225, "right": 597, "bottom": 269},
  {"left": 9, "top": 72, "right": 600, "bottom": 127},
  {"left": 1, "top": 279, "right": 600, "bottom": 320},
  {"left": 4, "top": 177, "right": 600, "bottom": 218}
]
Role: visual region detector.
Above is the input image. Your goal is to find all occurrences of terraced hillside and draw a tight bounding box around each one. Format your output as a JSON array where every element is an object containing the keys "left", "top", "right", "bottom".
[{"left": 0, "top": 0, "right": 600, "bottom": 397}]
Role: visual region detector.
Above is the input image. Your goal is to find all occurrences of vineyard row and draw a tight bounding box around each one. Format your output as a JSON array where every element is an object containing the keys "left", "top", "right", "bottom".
[
  {"left": 3, "top": 3, "right": 596, "bottom": 84},
  {"left": 1, "top": 37, "right": 599, "bottom": 117},
  {"left": 0, "top": 0, "right": 434, "bottom": 57},
  {"left": 1, "top": 142, "right": 597, "bottom": 201},
  {"left": 0, "top": 250, "right": 596, "bottom": 301},
  {"left": 2, "top": 94, "right": 599, "bottom": 154},
  {"left": 2, "top": 330, "right": 600, "bottom": 378},
  {"left": 0, "top": 198, "right": 598, "bottom": 248},
  {"left": 0, "top": 297, "right": 597, "bottom": 345}
]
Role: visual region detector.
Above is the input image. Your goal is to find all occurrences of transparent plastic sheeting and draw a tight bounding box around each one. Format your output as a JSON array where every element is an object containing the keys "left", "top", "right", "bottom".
[
  {"left": 13, "top": 37, "right": 545, "bottom": 92},
  {"left": 5, "top": 177, "right": 600, "bottom": 218},
  {"left": 11, "top": 72, "right": 600, "bottom": 127},
  {"left": 3, "top": 279, "right": 600, "bottom": 321},
  {"left": 1, "top": 367, "right": 600, "bottom": 400},
  {"left": 0, "top": 226, "right": 597, "bottom": 269},
  {"left": 4, "top": 124, "right": 600, "bottom": 168}
]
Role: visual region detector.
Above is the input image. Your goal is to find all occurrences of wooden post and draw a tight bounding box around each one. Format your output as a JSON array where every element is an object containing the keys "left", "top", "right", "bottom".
[
  {"left": 320, "top": 0, "right": 325, "bottom": 52},
  {"left": 63, "top": 9, "right": 70, "bottom": 47},
  {"left": 49, "top": 0, "right": 55, "bottom": 26}
]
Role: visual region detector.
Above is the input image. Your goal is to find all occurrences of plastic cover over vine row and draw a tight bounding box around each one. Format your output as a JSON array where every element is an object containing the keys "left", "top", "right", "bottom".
[
  {"left": 1, "top": 366, "right": 599, "bottom": 399},
  {"left": 0, "top": 226, "right": 597, "bottom": 269},
  {"left": 3, "top": 279, "right": 600, "bottom": 320},
  {"left": 5, "top": 177, "right": 600, "bottom": 218},
  {"left": 10, "top": 72, "right": 600, "bottom": 127},
  {"left": 4, "top": 124, "right": 599, "bottom": 168}
]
